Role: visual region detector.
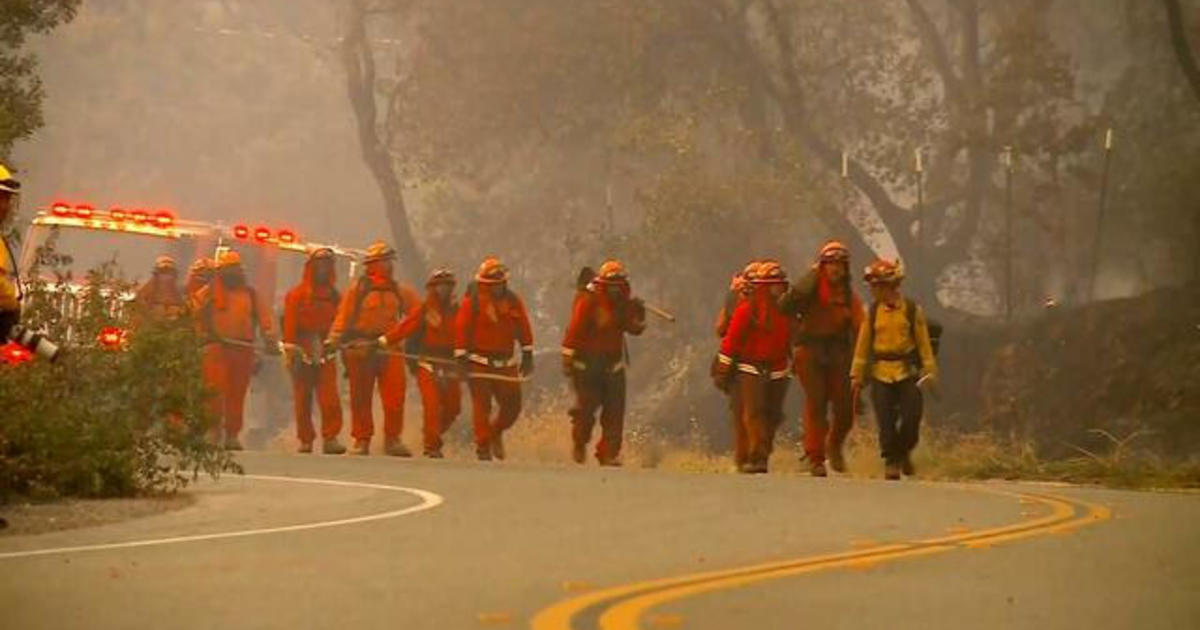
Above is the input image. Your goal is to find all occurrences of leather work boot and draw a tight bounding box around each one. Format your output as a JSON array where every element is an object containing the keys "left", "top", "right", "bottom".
[
  {"left": 810, "top": 461, "right": 828, "bottom": 477},
  {"left": 571, "top": 443, "right": 586, "bottom": 464},
  {"left": 385, "top": 440, "right": 413, "bottom": 458},
  {"left": 827, "top": 445, "right": 847, "bottom": 473},
  {"left": 297, "top": 442, "right": 314, "bottom": 454},
  {"left": 884, "top": 462, "right": 902, "bottom": 480},
  {"left": 323, "top": 438, "right": 347, "bottom": 455},
  {"left": 490, "top": 432, "right": 506, "bottom": 461},
  {"left": 351, "top": 439, "right": 371, "bottom": 456},
  {"left": 476, "top": 446, "right": 493, "bottom": 461},
  {"left": 901, "top": 453, "right": 916, "bottom": 476},
  {"left": 424, "top": 448, "right": 444, "bottom": 459},
  {"left": 223, "top": 437, "right": 244, "bottom": 452}
]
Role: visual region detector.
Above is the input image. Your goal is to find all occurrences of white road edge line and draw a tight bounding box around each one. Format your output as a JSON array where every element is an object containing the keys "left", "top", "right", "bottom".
[{"left": 0, "top": 473, "right": 444, "bottom": 560}]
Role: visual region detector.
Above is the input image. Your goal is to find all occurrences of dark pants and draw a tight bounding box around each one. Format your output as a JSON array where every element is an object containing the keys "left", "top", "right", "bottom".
[
  {"left": 870, "top": 378, "right": 923, "bottom": 463},
  {"left": 570, "top": 367, "right": 627, "bottom": 462},
  {"left": 733, "top": 373, "right": 789, "bottom": 468}
]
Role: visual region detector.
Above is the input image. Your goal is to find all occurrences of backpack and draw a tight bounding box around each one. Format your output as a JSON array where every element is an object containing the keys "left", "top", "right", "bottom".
[
  {"left": 346, "top": 276, "right": 406, "bottom": 339},
  {"left": 866, "top": 298, "right": 943, "bottom": 370}
]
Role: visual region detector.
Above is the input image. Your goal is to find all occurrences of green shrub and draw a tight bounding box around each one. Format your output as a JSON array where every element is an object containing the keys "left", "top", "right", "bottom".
[{"left": 0, "top": 243, "right": 239, "bottom": 503}]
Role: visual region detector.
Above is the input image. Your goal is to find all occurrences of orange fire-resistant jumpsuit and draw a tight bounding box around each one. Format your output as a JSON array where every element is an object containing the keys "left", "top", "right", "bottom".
[
  {"left": 282, "top": 253, "right": 344, "bottom": 446},
  {"left": 789, "top": 270, "right": 865, "bottom": 466},
  {"left": 562, "top": 280, "right": 645, "bottom": 464},
  {"left": 455, "top": 284, "right": 534, "bottom": 454},
  {"left": 329, "top": 273, "right": 420, "bottom": 444},
  {"left": 383, "top": 288, "right": 461, "bottom": 455},
  {"left": 195, "top": 271, "right": 275, "bottom": 441}
]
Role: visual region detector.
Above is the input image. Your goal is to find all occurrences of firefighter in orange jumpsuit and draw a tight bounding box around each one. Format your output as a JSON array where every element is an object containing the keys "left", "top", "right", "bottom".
[
  {"left": 132, "top": 256, "right": 186, "bottom": 325},
  {"left": 455, "top": 257, "right": 534, "bottom": 461},
  {"left": 562, "top": 260, "right": 646, "bottom": 466},
  {"left": 194, "top": 251, "right": 278, "bottom": 449},
  {"left": 380, "top": 269, "right": 461, "bottom": 458},
  {"left": 781, "top": 241, "right": 865, "bottom": 476},
  {"left": 282, "top": 247, "right": 346, "bottom": 455},
  {"left": 327, "top": 242, "right": 420, "bottom": 456},
  {"left": 714, "top": 261, "right": 792, "bottom": 473},
  {"left": 185, "top": 257, "right": 214, "bottom": 310},
  {"left": 712, "top": 260, "right": 760, "bottom": 469}
]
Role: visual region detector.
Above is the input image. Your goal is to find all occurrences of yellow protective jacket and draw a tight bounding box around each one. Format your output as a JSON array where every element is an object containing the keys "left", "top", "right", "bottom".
[
  {"left": 850, "top": 296, "right": 937, "bottom": 384},
  {"left": 0, "top": 235, "right": 18, "bottom": 311}
]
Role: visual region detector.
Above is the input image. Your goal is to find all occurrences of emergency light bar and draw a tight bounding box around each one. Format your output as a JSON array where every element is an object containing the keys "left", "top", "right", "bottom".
[{"left": 22, "top": 201, "right": 367, "bottom": 277}]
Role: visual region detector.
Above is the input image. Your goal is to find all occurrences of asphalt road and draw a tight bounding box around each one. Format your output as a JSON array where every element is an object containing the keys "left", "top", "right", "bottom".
[{"left": 1, "top": 452, "right": 1197, "bottom": 630}]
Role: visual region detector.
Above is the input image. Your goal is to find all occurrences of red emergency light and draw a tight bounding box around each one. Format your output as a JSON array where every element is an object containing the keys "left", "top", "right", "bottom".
[
  {"left": 51, "top": 201, "right": 73, "bottom": 217},
  {"left": 131, "top": 209, "right": 150, "bottom": 224},
  {"left": 1, "top": 342, "right": 33, "bottom": 365},
  {"left": 154, "top": 211, "right": 174, "bottom": 228},
  {"left": 110, "top": 207, "right": 128, "bottom": 221},
  {"left": 277, "top": 229, "right": 297, "bottom": 244},
  {"left": 98, "top": 326, "right": 125, "bottom": 350},
  {"left": 254, "top": 226, "right": 272, "bottom": 242},
  {"left": 74, "top": 204, "right": 95, "bottom": 219},
  {"left": 233, "top": 224, "right": 250, "bottom": 239}
]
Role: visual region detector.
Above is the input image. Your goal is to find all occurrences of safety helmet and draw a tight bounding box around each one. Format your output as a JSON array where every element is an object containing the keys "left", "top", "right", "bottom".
[
  {"left": 307, "top": 246, "right": 335, "bottom": 262},
  {"left": 817, "top": 240, "right": 850, "bottom": 264},
  {"left": 0, "top": 163, "right": 20, "bottom": 195},
  {"left": 595, "top": 259, "right": 629, "bottom": 284},
  {"left": 216, "top": 250, "right": 243, "bottom": 269},
  {"left": 742, "top": 260, "right": 762, "bottom": 278},
  {"left": 475, "top": 257, "right": 509, "bottom": 284},
  {"left": 427, "top": 268, "right": 456, "bottom": 287},
  {"left": 863, "top": 259, "right": 904, "bottom": 285},
  {"left": 189, "top": 257, "right": 214, "bottom": 275},
  {"left": 363, "top": 241, "right": 396, "bottom": 264},
  {"left": 751, "top": 260, "right": 788, "bottom": 284},
  {"left": 153, "top": 255, "right": 177, "bottom": 272}
]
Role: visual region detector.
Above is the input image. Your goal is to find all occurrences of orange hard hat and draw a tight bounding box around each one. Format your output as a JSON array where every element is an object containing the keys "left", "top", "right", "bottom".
[
  {"left": 363, "top": 241, "right": 396, "bottom": 264},
  {"left": 216, "top": 250, "right": 242, "bottom": 269},
  {"left": 475, "top": 257, "right": 509, "bottom": 284},
  {"left": 751, "top": 260, "right": 788, "bottom": 284},
  {"left": 307, "top": 247, "right": 335, "bottom": 262},
  {"left": 817, "top": 240, "right": 850, "bottom": 263},
  {"left": 153, "top": 255, "right": 177, "bottom": 272},
  {"left": 427, "top": 268, "right": 456, "bottom": 286},
  {"left": 595, "top": 259, "right": 629, "bottom": 284},
  {"left": 189, "top": 257, "right": 214, "bottom": 274},
  {"left": 864, "top": 259, "right": 904, "bottom": 284}
]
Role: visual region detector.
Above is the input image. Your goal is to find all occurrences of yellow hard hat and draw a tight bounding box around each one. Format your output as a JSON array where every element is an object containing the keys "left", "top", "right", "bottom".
[
  {"left": 751, "top": 260, "right": 788, "bottom": 284},
  {"left": 0, "top": 163, "right": 20, "bottom": 194},
  {"left": 864, "top": 259, "right": 905, "bottom": 285},
  {"left": 189, "top": 257, "right": 214, "bottom": 274}
]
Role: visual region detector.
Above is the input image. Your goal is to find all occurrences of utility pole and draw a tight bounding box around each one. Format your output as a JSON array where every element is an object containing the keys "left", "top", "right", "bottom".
[
  {"left": 1002, "top": 145, "right": 1014, "bottom": 323},
  {"left": 1089, "top": 128, "right": 1114, "bottom": 301},
  {"left": 914, "top": 147, "right": 926, "bottom": 301}
]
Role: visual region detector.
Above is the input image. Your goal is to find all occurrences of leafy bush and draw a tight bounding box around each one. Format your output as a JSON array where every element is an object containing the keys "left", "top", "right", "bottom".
[{"left": 0, "top": 242, "right": 239, "bottom": 503}]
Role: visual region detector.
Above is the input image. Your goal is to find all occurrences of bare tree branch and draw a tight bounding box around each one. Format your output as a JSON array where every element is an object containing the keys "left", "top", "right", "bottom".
[{"left": 904, "top": 0, "right": 966, "bottom": 108}]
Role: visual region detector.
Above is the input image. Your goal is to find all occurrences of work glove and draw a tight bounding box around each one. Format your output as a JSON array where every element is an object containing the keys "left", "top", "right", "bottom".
[
  {"left": 711, "top": 355, "right": 733, "bottom": 393},
  {"left": 262, "top": 336, "right": 281, "bottom": 356},
  {"left": 561, "top": 353, "right": 576, "bottom": 378},
  {"left": 376, "top": 335, "right": 389, "bottom": 349},
  {"left": 520, "top": 349, "right": 535, "bottom": 377}
]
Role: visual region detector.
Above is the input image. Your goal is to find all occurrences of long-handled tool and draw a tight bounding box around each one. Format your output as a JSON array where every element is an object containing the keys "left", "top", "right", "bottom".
[{"left": 341, "top": 341, "right": 530, "bottom": 383}]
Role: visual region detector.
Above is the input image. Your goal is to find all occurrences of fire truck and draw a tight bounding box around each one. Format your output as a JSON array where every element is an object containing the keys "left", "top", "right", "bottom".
[{"left": 12, "top": 199, "right": 367, "bottom": 448}]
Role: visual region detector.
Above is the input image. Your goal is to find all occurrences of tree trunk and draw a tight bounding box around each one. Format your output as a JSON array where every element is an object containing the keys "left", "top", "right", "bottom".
[
  {"left": 340, "top": 0, "right": 426, "bottom": 281},
  {"left": 1163, "top": 0, "right": 1200, "bottom": 107}
]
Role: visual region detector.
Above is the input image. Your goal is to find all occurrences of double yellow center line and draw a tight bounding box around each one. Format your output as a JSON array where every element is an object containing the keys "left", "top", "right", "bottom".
[{"left": 531, "top": 485, "right": 1111, "bottom": 630}]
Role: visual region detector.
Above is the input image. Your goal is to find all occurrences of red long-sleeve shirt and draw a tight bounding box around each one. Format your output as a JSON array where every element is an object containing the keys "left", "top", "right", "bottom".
[
  {"left": 719, "top": 289, "right": 792, "bottom": 373},
  {"left": 562, "top": 288, "right": 645, "bottom": 359},
  {"left": 455, "top": 288, "right": 533, "bottom": 358}
]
